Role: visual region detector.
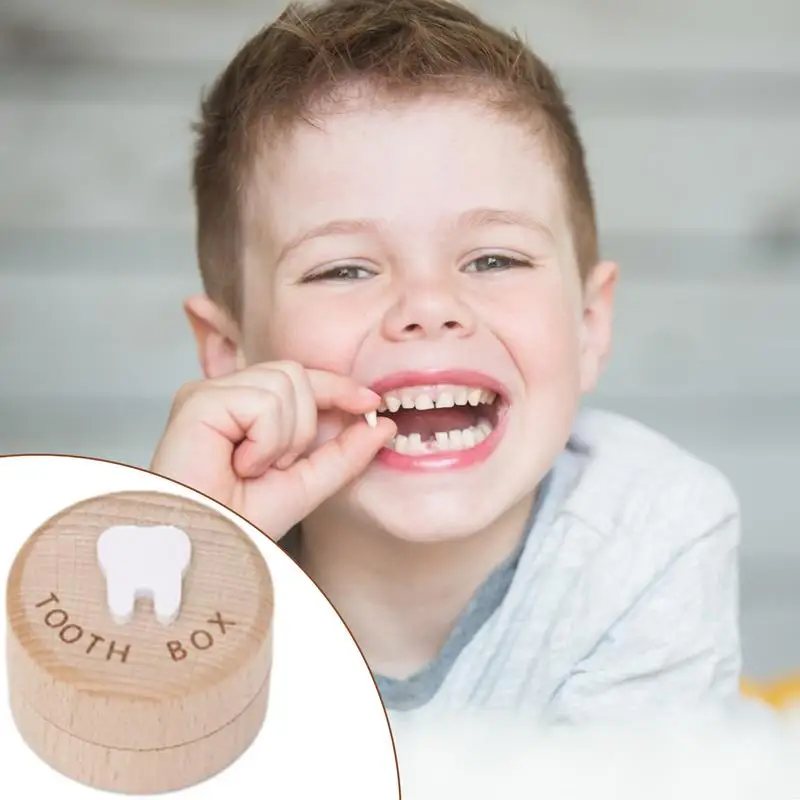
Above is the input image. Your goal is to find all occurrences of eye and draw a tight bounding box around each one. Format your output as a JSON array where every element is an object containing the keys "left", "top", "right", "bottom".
[
  {"left": 463, "top": 254, "right": 533, "bottom": 273},
  {"left": 302, "top": 265, "right": 375, "bottom": 282}
]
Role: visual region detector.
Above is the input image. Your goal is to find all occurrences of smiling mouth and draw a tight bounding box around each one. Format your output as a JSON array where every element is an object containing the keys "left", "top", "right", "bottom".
[{"left": 373, "top": 383, "right": 505, "bottom": 455}]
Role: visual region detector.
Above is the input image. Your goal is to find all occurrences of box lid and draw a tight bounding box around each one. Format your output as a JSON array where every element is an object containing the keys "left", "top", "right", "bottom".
[{"left": 6, "top": 490, "right": 274, "bottom": 751}]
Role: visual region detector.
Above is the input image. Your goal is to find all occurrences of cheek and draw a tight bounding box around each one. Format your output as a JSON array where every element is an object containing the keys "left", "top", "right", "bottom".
[
  {"left": 256, "top": 299, "right": 363, "bottom": 372},
  {"left": 494, "top": 289, "right": 583, "bottom": 390},
  {"left": 248, "top": 298, "right": 370, "bottom": 448}
]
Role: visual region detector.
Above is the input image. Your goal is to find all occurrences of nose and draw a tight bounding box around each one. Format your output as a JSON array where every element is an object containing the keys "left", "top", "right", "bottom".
[{"left": 381, "top": 273, "right": 477, "bottom": 342}]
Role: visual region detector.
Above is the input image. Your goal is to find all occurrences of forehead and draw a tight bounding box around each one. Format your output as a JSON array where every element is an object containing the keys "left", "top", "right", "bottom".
[{"left": 246, "top": 94, "right": 569, "bottom": 248}]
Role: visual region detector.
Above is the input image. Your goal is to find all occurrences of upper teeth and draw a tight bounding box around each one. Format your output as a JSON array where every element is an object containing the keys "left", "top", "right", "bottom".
[{"left": 377, "top": 385, "right": 497, "bottom": 413}]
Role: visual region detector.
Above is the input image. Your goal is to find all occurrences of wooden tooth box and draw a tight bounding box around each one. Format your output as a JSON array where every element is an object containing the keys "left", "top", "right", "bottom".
[{"left": 5, "top": 490, "right": 274, "bottom": 794}]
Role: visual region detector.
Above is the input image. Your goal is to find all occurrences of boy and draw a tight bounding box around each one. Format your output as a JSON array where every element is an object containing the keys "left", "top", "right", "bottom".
[{"left": 151, "top": 0, "right": 742, "bottom": 725}]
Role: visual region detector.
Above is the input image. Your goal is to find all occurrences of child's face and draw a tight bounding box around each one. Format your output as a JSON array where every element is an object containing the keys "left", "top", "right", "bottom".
[{"left": 205, "top": 93, "right": 616, "bottom": 543}]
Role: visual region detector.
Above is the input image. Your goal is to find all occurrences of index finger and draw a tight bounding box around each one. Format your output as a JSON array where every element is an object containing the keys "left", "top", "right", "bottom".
[{"left": 305, "top": 369, "right": 381, "bottom": 415}]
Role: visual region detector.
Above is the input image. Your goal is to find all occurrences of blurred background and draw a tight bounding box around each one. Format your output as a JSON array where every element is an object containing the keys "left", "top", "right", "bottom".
[{"left": 0, "top": 0, "right": 798, "bottom": 681}]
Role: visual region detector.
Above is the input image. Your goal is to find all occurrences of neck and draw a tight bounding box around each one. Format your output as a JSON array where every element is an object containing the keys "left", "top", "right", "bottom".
[{"left": 297, "top": 493, "right": 536, "bottom": 680}]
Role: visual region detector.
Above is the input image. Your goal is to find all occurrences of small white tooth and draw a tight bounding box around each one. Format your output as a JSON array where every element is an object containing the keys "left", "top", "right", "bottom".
[
  {"left": 472, "top": 425, "right": 487, "bottom": 444},
  {"left": 478, "top": 420, "right": 493, "bottom": 436},
  {"left": 449, "top": 429, "right": 464, "bottom": 449},
  {"left": 435, "top": 392, "right": 455, "bottom": 408},
  {"left": 434, "top": 431, "right": 450, "bottom": 448},
  {"left": 407, "top": 433, "right": 425, "bottom": 454},
  {"left": 386, "top": 394, "right": 402, "bottom": 413},
  {"left": 364, "top": 411, "right": 378, "bottom": 428},
  {"left": 454, "top": 388, "right": 468, "bottom": 406},
  {"left": 414, "top": 395, "right": 434, "bottom": 411},
  {"left": 467, "top": 389, "right": 482, "bottom": 406},
  {"left": 461, "top": 427, "right": 476, "bottom": 448},
  {"left": 401, "top": 393, "right": 416, "bottom": 409},
  {"left": 481, "top": 390, "right": 496, "bottom": 405},
  {"left": 394, "top": 434, "right": 410, "bottom": 454}
]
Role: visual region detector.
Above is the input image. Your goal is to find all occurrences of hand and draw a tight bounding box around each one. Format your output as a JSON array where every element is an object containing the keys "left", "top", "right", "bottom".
[{"left": 150, "top": 361, "right": 396, "bottom": 540}]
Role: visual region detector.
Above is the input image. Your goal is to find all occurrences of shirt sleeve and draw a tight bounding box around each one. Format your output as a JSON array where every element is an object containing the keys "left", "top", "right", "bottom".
[{"left": 544, "top": 508, "right": 743, "bottom": 723}]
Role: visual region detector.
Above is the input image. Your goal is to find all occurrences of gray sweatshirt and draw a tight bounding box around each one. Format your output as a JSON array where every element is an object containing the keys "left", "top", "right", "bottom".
[{"left": 285, "top": 407, "right": 743, "bottom": 724}]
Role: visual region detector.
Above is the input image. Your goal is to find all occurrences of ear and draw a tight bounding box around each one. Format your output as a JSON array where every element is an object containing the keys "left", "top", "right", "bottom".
[
  {"left": 183, "top": 294, "right": 245, "bottom": 379},
  {"left": 578, "top": 260, "right": 618, "bottom": 394}
]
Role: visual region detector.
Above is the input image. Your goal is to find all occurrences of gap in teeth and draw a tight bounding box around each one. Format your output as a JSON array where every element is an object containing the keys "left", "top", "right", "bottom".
[
  {"left": 387, "top": 420, "right": 494, "bottom": 455},
  {"left": 377, "top": 384, "right": 497, "bottom": 413}
]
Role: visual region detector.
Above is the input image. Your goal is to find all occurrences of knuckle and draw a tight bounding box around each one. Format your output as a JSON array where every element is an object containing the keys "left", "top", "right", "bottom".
[
  {"left": 171, "top": 380, "right": 201, "bottom": 413},
  {"left": 272, "top": 359, "right": 305, "bottom": 378}
]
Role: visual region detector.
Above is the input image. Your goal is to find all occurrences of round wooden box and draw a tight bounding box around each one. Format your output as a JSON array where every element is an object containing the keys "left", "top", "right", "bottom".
[{"left": 5, "top": 490, "right": 274, "bottom": 794}]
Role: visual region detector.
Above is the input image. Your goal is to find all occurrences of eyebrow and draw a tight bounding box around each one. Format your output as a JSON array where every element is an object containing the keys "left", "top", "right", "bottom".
[
  {"left": 457, "top": 207, "right": 555, "bottom": 241},
  {"left": 275, "top": 218, "right": 377, "bottom": 263},
  {"left": 275, "top": 206, "right": 554, "bottom": 262}
]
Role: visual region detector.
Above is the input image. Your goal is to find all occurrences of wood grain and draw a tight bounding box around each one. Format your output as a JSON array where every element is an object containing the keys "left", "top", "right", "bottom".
[{"left": 6, "top": 490, "right": 274, "bottom": 794}]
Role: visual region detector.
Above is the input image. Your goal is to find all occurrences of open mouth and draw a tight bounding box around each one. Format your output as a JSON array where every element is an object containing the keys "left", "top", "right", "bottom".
[{"left": 373, "top": 383, "right": 506, "bottom": 456}]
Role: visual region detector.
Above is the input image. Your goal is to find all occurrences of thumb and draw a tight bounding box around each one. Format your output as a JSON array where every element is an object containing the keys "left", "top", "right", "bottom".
[{"left": 291, "top": 417, "right": 396, "bottom": 509}]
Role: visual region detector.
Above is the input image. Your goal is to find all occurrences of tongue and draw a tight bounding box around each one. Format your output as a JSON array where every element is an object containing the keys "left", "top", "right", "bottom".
[{"left": 386, "top": 407, "right": 479, "bottom": 439}]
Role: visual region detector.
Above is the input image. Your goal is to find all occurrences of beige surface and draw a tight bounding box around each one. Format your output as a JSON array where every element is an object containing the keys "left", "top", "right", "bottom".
[{"left": 6, "top": 490, "right": 273, "bottom": 793}]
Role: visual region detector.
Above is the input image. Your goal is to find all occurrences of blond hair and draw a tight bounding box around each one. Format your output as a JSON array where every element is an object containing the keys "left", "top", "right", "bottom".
[{"left": 192, "top": 0, "right": 598, "bottom": 319}]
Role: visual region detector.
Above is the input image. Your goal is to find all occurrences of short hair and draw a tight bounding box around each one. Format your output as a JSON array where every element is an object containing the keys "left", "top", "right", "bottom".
[{"left": 191, "top": 0, "right": 598, "bottom": 320}]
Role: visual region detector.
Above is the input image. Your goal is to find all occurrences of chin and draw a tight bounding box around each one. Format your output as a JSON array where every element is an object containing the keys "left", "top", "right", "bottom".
[
  {"left": 371, "top": 509, "right": 495, "bottom": 544},
  {"left": 351, "top": 475, "right": 536, "bottom": 545}
]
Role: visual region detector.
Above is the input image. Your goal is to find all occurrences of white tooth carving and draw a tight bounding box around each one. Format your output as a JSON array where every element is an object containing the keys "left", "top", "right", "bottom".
[{"left": 96, "top": 524, "right": 192, "bottom": 626}]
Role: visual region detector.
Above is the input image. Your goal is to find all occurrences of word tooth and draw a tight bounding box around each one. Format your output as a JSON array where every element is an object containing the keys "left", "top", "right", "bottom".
[{"left": 365, "top": 411, "right": 378, "bottom": 428}]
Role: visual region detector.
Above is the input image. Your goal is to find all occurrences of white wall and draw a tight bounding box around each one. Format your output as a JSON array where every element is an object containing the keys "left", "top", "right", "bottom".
[{"left": 1, "top": 0, "right": 799, "bottom": 677}]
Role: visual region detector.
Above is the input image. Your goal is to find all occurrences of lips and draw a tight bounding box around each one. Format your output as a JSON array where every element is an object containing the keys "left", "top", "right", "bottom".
[{"left": 366, "top": 370, "right": 510, "bottom": 471}]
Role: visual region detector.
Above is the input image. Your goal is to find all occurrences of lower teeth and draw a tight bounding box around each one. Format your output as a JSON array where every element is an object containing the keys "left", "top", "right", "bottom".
[{"left": 386, "top": 421, "right": 493, "bottom": 455}]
